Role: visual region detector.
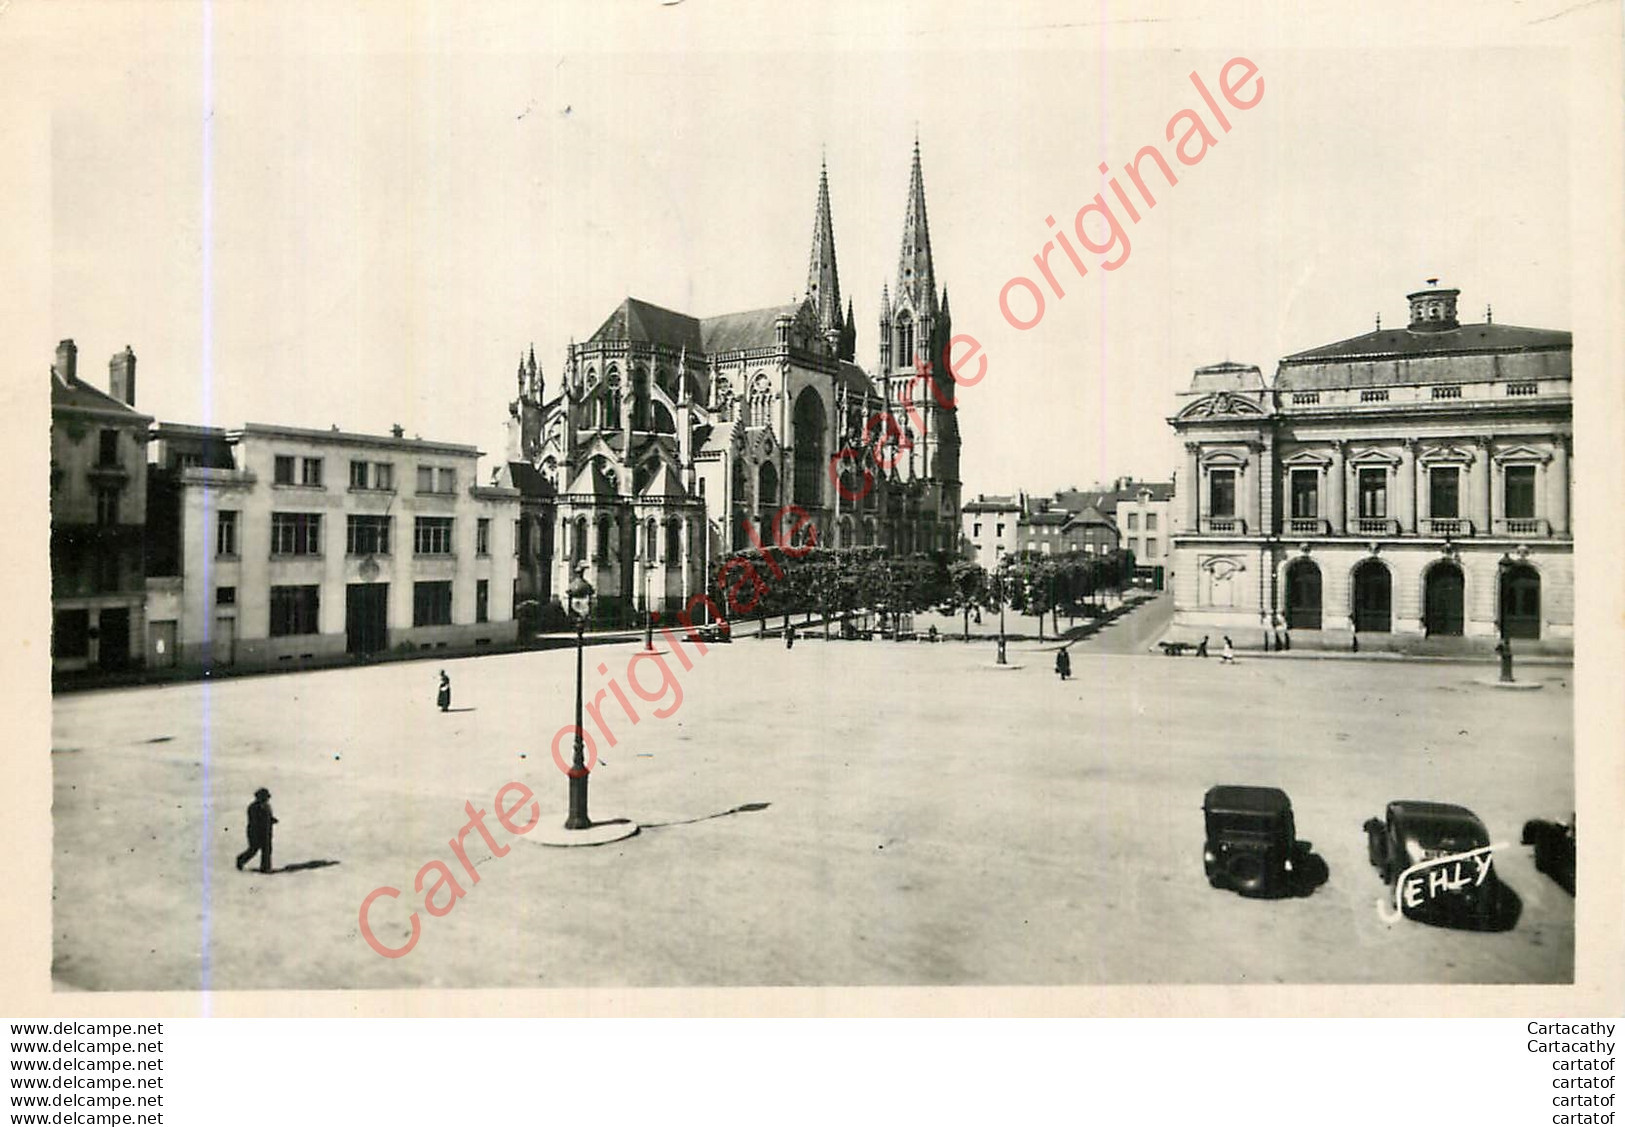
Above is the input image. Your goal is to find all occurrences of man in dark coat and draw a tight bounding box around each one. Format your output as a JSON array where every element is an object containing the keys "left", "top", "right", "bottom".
[
  {"left": 437, "top": 670, "right": 451, "bottom": 711},
  {"left": 235, "top": 788, "right": 277, "bottom": 873},
  {"left": 1054, "top": 647, "right": 1072, "bottom": 681}
]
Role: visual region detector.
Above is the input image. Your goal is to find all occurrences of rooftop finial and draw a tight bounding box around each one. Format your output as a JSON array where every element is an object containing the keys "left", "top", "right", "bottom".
[
  {"left": 1486, "top": 303, "right": 1493, "bottom": 324},
  {"left": 1375, "top": 312, "right": 1381, "bottom": 330}
]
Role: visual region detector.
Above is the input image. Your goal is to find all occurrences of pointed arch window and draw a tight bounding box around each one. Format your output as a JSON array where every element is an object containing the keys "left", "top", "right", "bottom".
[
  {"left": 633, "top": 368, "right": 651, "bottom": 430},
  {"left": 572, "top": 516, "right": 588, "bottom": 564},
  {"left": 748, "top": 374, "right": 773, "bottom": 429},
  {"left": 793, "top": 387, "right": 826, "bottom": 507},
  {"left": 896, "top": 311, "right": 914, "bottom": 369},
  {"left": 606, "top": 371, "right": 622, "bottom": 429}
]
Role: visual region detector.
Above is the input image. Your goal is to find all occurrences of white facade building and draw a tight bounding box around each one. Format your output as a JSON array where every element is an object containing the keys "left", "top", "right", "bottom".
[{"left": 146, "top": 423, "right": 520, "bottom": 669}]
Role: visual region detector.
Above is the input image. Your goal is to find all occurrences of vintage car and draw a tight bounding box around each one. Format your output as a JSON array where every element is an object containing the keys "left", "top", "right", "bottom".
[
  {"left": 1363, "top": 801, "right": 1500, "bottom": 925},
  {"left": 1202, "top": 785, "right": 1297, "bottom": 897},
  {"left": 1521, "top": 815, "right": 1575, "bottom": 895}
]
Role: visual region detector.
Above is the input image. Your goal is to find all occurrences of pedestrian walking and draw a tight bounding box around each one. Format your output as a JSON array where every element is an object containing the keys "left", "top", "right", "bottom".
[
  {"left": 785, "top": 624, "right": 796, "bottom": 650},
  {"left": 235, "top": 787, "right": 277, "bottom": 873},
  {"left": 1221, "top": 636, "right": 1235, "bottom": 664},
  {"left": 1055, "top": 647, "right": 1072, "bottom": 681},
  {"left": 1196, "top": 635, "right": 1209, "bottom": 658},
  {"left": 437, "top": 669, "right": 451, "bottom": 712}
]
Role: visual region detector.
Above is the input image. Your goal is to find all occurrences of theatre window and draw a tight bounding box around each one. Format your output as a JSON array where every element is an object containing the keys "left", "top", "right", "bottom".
[{"left": 1210, "top": 469, "right": 1236, "bottom": 518}]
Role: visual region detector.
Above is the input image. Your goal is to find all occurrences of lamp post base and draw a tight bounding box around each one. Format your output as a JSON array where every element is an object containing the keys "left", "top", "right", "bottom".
[{"left": 565, "top": 771, "right": 591, "bottom": 830}]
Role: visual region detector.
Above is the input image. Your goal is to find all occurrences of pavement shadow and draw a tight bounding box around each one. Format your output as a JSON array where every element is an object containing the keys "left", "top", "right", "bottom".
[
  {"left": 273, "top": 860, "right": 342, "bottom": 874},
  {"left": 442, "top": 707, "right": 478, "bottom": 713},
  {"left": 640, "top": 802, "right": 772, "bottom": 830}
]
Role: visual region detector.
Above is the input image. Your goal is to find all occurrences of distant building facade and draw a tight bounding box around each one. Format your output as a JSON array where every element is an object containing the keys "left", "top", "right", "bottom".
[
  {"left": 1110, "top": 481, "right": 1175, "bottom": 575},
  {"left": 961, "top": 494, "right": 1024, "bottom": 568},
  {"left": 50, "top": 341, "right": 153, "bottom": 675},
  {"left": 961, "top": 480, "right": 1170, "bottom": 572},
  {"left": 1168, "top": 283, "right": 1572, "bottom": 651},
  {"left": 146, "top": 423, "right": 519, "bottom": 669}
]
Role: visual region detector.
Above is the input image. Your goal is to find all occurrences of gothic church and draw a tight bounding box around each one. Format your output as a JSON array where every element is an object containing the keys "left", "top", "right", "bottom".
[{"left": 501, "top": 142, "right": 963, "bottom": 618}]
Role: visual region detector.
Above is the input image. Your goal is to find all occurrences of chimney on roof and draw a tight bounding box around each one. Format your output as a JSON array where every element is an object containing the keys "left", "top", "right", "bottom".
[
  {"left": 109, "top": 346, "right": 137, "bottom": 406},
  {"left": 54, "top": 339, "right": 77, "bottom": 385},
  {"left": 391, "top": 423, "right": 405, "bottom": 438}
]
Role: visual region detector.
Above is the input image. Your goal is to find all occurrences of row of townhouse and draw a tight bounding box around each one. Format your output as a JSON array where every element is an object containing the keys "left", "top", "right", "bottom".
[
  {"left": 960, "top": 480, "right": 1175, "bottom": 581},
  {"left": 49, "top": 339, "right": 520, "bottom": 680}
]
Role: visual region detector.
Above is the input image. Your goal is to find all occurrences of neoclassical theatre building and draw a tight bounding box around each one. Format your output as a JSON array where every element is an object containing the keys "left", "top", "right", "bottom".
[
  {"left": 500, "top": 143, "right": 962, "bottom": 618},
  {"left": 1168, "top": 282, "right": 1572, "bottom": 652}
]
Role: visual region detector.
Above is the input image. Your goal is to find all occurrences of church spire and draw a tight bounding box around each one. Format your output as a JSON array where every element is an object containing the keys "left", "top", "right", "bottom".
[
  {"left": 895, "top": 137, "right": 937, "bottom": 317},
  {"left": 805, "top": 156, "right": 842, "bottom": 337}
]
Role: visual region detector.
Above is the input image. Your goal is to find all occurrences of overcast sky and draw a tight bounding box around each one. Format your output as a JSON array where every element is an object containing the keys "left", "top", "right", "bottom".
[{"left": 12, "top": 2, "right": 1587, "bottom": 498}]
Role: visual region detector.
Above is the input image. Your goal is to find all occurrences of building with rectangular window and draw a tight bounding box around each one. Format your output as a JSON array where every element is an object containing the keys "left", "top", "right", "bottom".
[
  {"left": 50, "top": 340, "right": 153, "bottom": 676},
  {"left": 1111, "top": 482, "right": 1174, "bottom": 583},
  {"left": 146, "top": 422, "right": 519, "bottom": 669},
  {"left": 960, "top": 494, "right": 1025, "bottom": 569},
  {"left": 1167, "top": 283, "right": 1572, "bottom": 652}
]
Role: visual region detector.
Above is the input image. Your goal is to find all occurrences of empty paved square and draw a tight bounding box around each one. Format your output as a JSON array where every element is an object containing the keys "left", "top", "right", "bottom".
[{"left": 51, "top": 638, "right": 1573, "bottom": 990}]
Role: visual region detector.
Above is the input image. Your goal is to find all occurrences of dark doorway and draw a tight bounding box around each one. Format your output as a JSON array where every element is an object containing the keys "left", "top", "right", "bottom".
[
  {"left": 1500, "top": 563, "right": 1541, "bottom": 640},
  {"left": 1424, "top": 562, "right": 1465, "bottom": 637},
  {"left": 346, "top": 583, "right": 389, "bottom": 656},
  {"left": 97, "top": 607, "right": 131, "bottom": 670},
  {"left": 1285, "top": 559, "right": 1322, "bottom": 630},
  {"left": 1352, "top": 560, "right": 1391, "bottom": 633}
]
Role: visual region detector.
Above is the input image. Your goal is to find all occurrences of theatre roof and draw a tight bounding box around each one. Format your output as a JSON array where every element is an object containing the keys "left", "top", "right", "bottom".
[
  {"left": 1276, "top": 321, "right": 1572, "bottom": 391},
  {"left": 1282, "top": 322, "right": 1571, "bottom": 364}
]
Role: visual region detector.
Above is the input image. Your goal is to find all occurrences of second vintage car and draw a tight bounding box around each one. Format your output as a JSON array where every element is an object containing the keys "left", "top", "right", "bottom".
[{"left": 1363, "top": 800, "right": 1502, "bottom": 926}]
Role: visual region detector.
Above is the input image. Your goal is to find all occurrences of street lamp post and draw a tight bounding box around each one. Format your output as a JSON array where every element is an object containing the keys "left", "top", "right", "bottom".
[
  {"left": 642, "top": 561, "right": 655, "bottom": 652},
  {"left": 565, "top": 565, "right": 595, "bottom": 830},
  {"left": 1496, "top": 554, "right": 1515, "bottom": 684},
  {"left": 996, "top": 559, "right": 1008, "bottom": 666}
]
